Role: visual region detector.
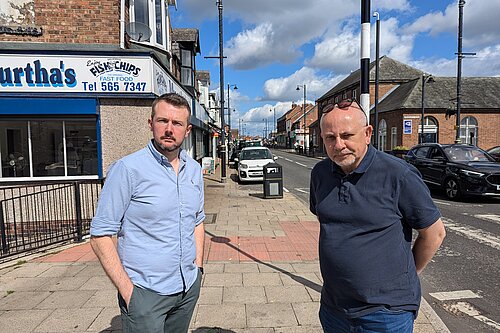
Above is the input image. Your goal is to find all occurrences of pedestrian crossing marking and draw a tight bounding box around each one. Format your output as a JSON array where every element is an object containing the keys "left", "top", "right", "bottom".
[
  {"left": 429, "top": 290, "right": 481, "bottom": 301},
  {"left": 442, "top": 218, "right": 500, "bottom": 251}
]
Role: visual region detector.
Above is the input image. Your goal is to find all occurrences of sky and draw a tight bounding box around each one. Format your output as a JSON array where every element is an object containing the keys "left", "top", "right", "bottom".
[{"left": 171, "top": 0, "right": 500, "bottom": 137}]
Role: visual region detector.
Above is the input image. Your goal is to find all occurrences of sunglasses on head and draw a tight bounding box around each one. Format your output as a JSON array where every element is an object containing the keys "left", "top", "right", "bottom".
[
  {"left": 321, "top": 98, "right": 368, "bottom": 125},
  {"left": 322, "top": 98, "right": 364, "bottom": 114}
]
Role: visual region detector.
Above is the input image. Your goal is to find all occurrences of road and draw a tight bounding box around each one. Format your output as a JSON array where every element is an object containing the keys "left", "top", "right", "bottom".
[{"left": 262, "top": 149, "right": 500, "bottom": 332}]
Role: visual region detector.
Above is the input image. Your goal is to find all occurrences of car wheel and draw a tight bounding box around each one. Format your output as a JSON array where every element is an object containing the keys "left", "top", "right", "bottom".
[{"left": 444, "top": 177, "right": 461, "bottom": 200}]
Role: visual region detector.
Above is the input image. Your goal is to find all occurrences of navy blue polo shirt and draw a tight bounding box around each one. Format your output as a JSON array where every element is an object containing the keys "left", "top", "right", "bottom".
[{"left": 310, "top": 145, "right": 441, "bottom": 318}]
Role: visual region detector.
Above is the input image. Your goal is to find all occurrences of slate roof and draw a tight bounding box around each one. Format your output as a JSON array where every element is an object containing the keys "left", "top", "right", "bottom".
[
  {"left": 171, "top": 28, "right": 200, "bottom": 53},
  {"left": 377, "top": 77, "right": 500, "bottom": 112},
  {"left": 319, "top": 56, "right": 423, "bottom": 101},
  {"left": 195, "top": 70, "right": 210, "bottom": 83}
]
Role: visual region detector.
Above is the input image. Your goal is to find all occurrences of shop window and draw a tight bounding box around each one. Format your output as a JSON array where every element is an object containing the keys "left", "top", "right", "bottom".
[{"left": 0, "top": 119, "right": 98, "bottom": 180}]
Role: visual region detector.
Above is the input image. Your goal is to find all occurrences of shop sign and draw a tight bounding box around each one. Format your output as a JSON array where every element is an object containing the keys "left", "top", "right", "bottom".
[
  {"left": 152, "top": 60, "right": 191, "bottom": 101},
  {"left": 0, "top": 54, "right": 152, "bottom": 93}
]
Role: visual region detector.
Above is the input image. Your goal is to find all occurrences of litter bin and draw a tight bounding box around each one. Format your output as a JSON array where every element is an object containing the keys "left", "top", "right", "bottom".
[{"left": 263, "top": 162, "right": 283, "bottom": 199}]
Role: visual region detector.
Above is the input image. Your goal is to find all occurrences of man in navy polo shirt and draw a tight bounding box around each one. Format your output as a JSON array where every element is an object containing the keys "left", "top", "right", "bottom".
[{"left": 310, "top": 99, "right": 446, "bottom": 333}]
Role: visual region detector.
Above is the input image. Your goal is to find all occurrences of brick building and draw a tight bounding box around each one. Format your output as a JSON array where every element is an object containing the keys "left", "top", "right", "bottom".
[
  {"left": 312, "top": 56, "right": 500, "bottom": 153},
  {"left": 0, "top": 0, "right": 214, "bottom": 181}
]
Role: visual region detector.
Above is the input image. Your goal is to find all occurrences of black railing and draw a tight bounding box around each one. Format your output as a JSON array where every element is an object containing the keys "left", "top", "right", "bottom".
[{"left": 0, "top": 180, "right": 103, "bottom": 262}]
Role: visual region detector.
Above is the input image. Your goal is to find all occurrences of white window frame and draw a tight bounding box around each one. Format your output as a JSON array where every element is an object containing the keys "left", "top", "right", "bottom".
[
  {"left": 130, "top": 0, "right": 171, "bottom": 52},
  {"left": 391, "top": 127, "right": 397, "bottom": 149},
  {"left": 460, "top": 116, "right": 478, "bottom": 145},
  {"left": 378, "top": 119, "right": 387, "bottom": 151}
]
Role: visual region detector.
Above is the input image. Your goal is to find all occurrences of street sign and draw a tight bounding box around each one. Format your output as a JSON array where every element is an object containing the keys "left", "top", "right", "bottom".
[{"left": 403, "top": 120, "right": 412, "bottom": 134}]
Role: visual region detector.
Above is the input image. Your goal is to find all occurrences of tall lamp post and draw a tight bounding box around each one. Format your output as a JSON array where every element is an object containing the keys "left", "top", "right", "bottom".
[
  {"left": 296, "top": 84, "right": 307, "bottom": 154},
  {"left": 420, "top": 74, "right": 435, "bottom": 144},
  {"left": 270, "top": 108, "right": 276, "bottom": 140},
  {"left": 227, "top": 83, "right": 238, "bottom": 142}
]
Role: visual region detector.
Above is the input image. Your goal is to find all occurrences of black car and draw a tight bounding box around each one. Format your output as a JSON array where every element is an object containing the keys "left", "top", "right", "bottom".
[
  {"left": 487, "top": 146, "right": 500, "bottom": 161},
  {"left": 404, "top": 143, "right": 500, "bottom": 200}
]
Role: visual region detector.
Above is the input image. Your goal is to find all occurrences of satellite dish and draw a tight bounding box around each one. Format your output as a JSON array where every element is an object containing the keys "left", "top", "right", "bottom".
[{"left": 126, "top": 22, "right": 152, "bottom": 42}]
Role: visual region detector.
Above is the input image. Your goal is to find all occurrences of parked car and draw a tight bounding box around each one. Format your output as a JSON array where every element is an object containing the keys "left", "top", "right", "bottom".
[
  {"left": 237, "top": 146, "right": 276, "bottom": 182},
  {"left": 230, "top": 140, "right": 263, "bottom": 161},
  {"left": 404, "top": 143, "right": 500, "bottom": 200},
  {"left": 486, "top": 146, "right": 500, "bottom": 161}
]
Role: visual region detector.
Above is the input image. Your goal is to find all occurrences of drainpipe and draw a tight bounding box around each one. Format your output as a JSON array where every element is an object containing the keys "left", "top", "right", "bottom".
[{"left": 120, "top": 0, "right": 125, "bottom": 49}]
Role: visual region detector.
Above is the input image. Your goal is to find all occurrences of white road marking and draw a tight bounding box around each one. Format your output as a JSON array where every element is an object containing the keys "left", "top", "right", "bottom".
[
  {"left": 444, "top": 301, "right": 500, "bottom": 331},
  {"left": 442, "top": 217, "right": 500, "bottom": 251},
  {"left": 474, "top": 214, "right": 500, "bottom": 225},
  {"left": 283, "top": 187, "right": 290, "bottom": 193},
  {"left": 295, "top": 162, "right": 307, "bottom": 167},
  {"left": 429, "top": 290, "right": 481, "bottom": 301},
  {"left": 295, "top": 188, "right": 309, "bottom": 194},
  {"left": 433, "top": 199, "right": 452, "bottom": 206},
  {"left": 284, "top": 158, "right": 293, "bottom": 162}
]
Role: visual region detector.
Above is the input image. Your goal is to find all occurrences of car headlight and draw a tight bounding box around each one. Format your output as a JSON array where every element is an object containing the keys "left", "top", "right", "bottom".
[
  {"left": 460, "top": 169, "right": 485, "bottom": 177},
  {"left": 240, "top": 163, "right": 248, "bottom": 169}
]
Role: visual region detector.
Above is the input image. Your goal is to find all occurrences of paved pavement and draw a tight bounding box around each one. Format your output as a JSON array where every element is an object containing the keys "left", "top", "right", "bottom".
[{"left": 0, "top": 164, "right": 450, "bottom": 332}]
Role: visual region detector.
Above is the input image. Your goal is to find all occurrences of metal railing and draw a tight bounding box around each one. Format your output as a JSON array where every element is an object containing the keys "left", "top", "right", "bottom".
[{"left": 0, "top": 180, "right": 103, "bottom": 262}]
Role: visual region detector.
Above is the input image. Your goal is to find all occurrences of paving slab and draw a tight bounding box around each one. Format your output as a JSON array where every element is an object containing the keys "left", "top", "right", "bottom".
[
  {"left": 0, "top": 309, "right": 53, "bottom": 333},
  {"left": 86, "top": 307, "right": 122, "bottom": 332},
  {"left": 242, "top": 273, "right": 282, "bottom": 286},
  {"left": 291, "top": 302, "right": 321, "bottom": 326},
  {"left": 0, "top": 291, "right": 51, "bottom": 310},
  {"left": 194, "top": 304, "right": 246, "bottom": 329},
  {"left": 264, "top": 286, "right": 312, "bottom": 303},
  {"left": 37, "top": 265, "right": 86, "bottom": 278},
  {"left": 223, "top": 263, "right": 259, "bottom": 273},
  {"left": 82, "top": 289, "right": 119, "bottom": 308},
  {"left": 33, "top": 307, "right": 103, "bottom": 332},
  {"left": 0, "top": 277, "right": 51, "bottom": 292},
  {"left": 35, "top": 290, "right": 96, "bottom": 309},
  {"left": 223, "top": 286, "right": 266, "bottom": 304},
  {"left": 79, "top": 275, "right": 114, "bottom": 290},
  {"left": 203, "top": 273, "right": 242, "bottom": 287},
  {"left": 246, "top": 303, "right": 297, "bottom": 328},
  {"left": 38, "top": 276, "right": 91, "bottom": 291},
  {"left": 198, "top": 286, "right": 223, "bottom": 305},
  {"left": 2, "top": 263, "right": 51, "bottom": 278}
]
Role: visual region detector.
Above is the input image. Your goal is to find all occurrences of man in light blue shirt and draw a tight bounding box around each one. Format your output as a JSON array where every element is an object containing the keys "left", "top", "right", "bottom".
[{"left": 90, "top": 93, "right": 205, "bottom": 333}]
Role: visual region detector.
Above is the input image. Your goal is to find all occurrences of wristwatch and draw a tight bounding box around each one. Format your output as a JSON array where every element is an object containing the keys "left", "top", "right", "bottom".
[{"left": 199, "top": 266, "right": 204, "bottom": 275}]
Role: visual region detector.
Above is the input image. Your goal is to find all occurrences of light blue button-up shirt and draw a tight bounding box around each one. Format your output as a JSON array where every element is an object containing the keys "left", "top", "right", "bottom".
[{"left": 91, "top": 140, "right": 205, "bottom": 295}]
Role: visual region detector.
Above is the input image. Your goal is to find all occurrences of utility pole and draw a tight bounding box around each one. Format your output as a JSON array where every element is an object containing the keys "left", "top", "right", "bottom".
[
  {"left": 217, "top": 0, "right": 226, "bottom": 181},
  {"left": 373, "top": 11, "right": 380, "bottom": 149}
]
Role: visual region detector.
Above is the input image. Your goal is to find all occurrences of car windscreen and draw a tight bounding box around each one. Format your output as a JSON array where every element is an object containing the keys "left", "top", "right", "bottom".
[
  {"left": 240, "top": 149, "right": 272, "bottom": 160},
  {"left": 443, "top": 146, "right": 493, "bottom": 162}
]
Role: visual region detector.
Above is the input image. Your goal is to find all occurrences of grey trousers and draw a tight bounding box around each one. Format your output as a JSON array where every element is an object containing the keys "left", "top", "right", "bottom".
[{"left": 118, "top": 271, "right": 202, "bottom": 333}]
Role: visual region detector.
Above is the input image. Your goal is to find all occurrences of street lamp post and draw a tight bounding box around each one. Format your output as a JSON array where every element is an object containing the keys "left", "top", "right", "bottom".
[
  {"left": 420, "top": 74, "right": 435, "bottom": 144},
  {"left": 296, "top": 84, "right": 307, "bottom": 154},
  {"left": 270, "top": 108, "right": 276, "bottom": 140},
  {"left": 227, "top": 83, "right": 238, "bottom": 142}
]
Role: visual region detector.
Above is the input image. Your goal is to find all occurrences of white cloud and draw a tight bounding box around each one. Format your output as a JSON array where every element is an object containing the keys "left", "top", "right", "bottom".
[
  {"left": 225, "top": 23, "right": 299, "bottom": 70},
  {"left": 410, "top": 44, "right": 500, "bottom": 77},
  {"left": 404, "top": 0, "right": 500, "bottom": 49},
  {"left": 262, "top": 67, "right": 344, "bottom": 101}
]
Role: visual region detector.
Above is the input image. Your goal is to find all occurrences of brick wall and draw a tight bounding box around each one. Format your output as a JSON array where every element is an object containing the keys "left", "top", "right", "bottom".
[
  {"left": 0, "top": 0, "right": 121, "bottom": 45},
  {"left": 372, "top": 110, "right": 500, "bottom": 151}
]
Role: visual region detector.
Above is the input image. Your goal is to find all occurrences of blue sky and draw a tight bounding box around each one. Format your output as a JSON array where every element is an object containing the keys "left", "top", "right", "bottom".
[{"left": 171, "top": 0, "right": 500, "bottom": 136}]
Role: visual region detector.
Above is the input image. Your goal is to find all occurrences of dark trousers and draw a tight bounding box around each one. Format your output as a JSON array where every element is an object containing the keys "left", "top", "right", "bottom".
[{"left": 118, "top": 271, "right": 201, "bottom": 333}]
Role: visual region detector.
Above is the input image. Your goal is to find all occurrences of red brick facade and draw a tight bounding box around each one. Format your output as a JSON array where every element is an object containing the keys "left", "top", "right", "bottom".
[{"left": 0, "top": 0, "right": 121, "bottom": 45}]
